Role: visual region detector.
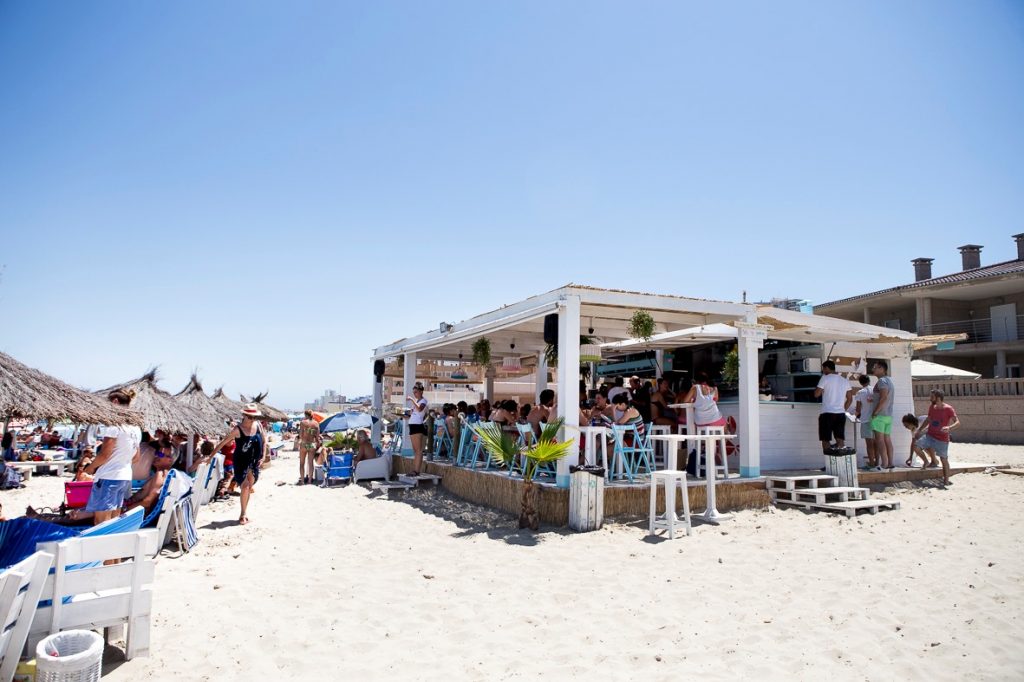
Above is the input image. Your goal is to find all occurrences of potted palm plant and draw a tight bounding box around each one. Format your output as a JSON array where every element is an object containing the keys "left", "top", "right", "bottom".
[
  {"left": 473, "top": 418, "right": 574, "bottom": 530},
  {"left": 471, "top": 337, "right": 492, "bottom": 367}
]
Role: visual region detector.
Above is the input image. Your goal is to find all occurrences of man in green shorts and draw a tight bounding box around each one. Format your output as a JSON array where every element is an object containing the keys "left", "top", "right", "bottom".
[{"left": 870, "top": 361, "right": 895, "bottom": 469}]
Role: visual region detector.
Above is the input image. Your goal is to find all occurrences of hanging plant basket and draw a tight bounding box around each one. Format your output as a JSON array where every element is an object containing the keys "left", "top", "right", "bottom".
[
  {"left": 579, "top": 343, "right": 602, "bottom": 364},
  {"left": 545, "top": 335, "right": 597, "bottom": 368},
  {"left": 472, "top": 337, "right": 492, "bottom": 366},
  {"left": 722, "top": 345, "right": 740, "bottom": 384},
  {"left": 628, "top": 310, "right": 656, "bottom": 342}
]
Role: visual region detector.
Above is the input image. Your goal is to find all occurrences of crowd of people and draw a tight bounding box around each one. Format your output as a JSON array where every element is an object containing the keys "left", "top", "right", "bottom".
[
  {"left": 400, "top": 373, "right": 726, "bottom": 472},
  {"left": 816, "top": 360, "right": 962, "bottom": 485},
  {"left": 14, "top": 390, "right": 277, "bottom": 527}
]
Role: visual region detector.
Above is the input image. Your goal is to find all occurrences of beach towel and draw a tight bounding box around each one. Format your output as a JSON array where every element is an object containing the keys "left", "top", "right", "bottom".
[
  {"left": 177, "top": 492, "right": 200, "bottom": 551},
  {"left": 0, "top": 518, "right": 79, "bottom": 570}
]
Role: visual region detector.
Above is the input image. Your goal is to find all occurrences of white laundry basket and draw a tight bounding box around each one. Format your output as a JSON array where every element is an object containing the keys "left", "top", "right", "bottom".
[{"left": 35, "top": 630, "right": 103, "bottom": 682}]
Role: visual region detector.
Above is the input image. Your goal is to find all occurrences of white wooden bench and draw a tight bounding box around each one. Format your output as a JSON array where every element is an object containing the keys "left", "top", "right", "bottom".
[
  {"left": 0, "top": 551, "right": 53, "bottom": 681},
  {"left": 29, "top": 529, "right": 159, "bottom": 660}
]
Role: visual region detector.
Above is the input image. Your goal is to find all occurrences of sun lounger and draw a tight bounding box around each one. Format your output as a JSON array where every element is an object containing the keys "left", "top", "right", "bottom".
[
  {"left": 144, "top": 471, "right": 197, "bottom": 556},
  {"left": 189, "top": 461, "right": 211, "bottom": 520},
  {"left": 199, "top": 454, "right": 224, "bottom": 506},
  {"left": 353, "top": 448, "right": 390, "bottom": 483},
  {"left": 0, "top": 551, "right": 53, "bottom": 681},
  {"left": 29, "top": 529, "right": 159, "bottom": 661}
]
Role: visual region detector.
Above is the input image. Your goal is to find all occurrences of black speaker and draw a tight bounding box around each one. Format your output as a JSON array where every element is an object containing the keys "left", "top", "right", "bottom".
[
  {"left": 543, "top": 313, "right": 559, "bottom": 345},
  {"left": 373, "top": 359, "right": 386, "bottom": 381}
]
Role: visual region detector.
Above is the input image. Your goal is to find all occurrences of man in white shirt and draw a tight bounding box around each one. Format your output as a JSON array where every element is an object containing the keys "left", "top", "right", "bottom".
[
  {"left": 84, "top": 389, "right": 142, "bottom": 525},
  {"left": 814, "top": 360, "right": 853, "bottom": 455},
  {"left": 607, "top": 377, "right": 630, "bottom": 403}
]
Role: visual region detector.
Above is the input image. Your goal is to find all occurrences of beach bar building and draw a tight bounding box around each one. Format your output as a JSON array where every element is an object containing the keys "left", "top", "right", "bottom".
[{"left": 371, "top": 285, "right": 945, "bottom": 521}]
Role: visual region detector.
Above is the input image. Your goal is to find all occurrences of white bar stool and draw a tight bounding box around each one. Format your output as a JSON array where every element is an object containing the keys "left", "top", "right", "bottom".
[
  {"left": 647, "top": 424, "right": 673, "bottom": 468},
  {"left": 648, "top": 469, "right": 691, "bottom": 539},
  {"left": 695, "top": 425, "right": 729, "bottom": 479}
]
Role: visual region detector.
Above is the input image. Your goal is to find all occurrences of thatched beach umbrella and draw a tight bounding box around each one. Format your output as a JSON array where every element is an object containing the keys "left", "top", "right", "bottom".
[
  {"left": 96, "top": 369, "right": 224, "bottom": 436},
  {"left": 240, "top": 392, "right": 288, "bottom": 423},
  {"left": 173, "top": 373, "right": 232, "bottom": 434},
  {"left": 212, "top": 387, "right": 246, "bottom": 420},
  {"left": 0, "top": 351, "right": 143, "bottom": 427}
]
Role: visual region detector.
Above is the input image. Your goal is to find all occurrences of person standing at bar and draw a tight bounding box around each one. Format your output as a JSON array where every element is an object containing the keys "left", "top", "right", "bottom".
[
  {"left": 814, "top": 361, "right": 851, "bottom": 455},
  {"left": 406, "top": 383, "right": 428, "bottom": 476},
  {"left": 870, "top": 361, "right": 896, "bottom": 470}
]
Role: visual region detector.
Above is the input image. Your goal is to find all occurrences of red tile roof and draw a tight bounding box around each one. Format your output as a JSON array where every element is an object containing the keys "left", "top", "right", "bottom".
[{"left": 817, "top": 259, "right": 1024, "bottom": 309}]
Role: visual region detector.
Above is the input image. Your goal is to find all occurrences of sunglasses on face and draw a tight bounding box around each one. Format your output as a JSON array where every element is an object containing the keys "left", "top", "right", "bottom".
[{"left": 155, "top": 452, "right": 173, "bottom": 460}]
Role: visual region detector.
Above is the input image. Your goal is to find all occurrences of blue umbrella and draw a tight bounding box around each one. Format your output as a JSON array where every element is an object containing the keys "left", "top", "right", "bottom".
[{"left": 319, "top": 412, "right": 377, "bottom": 434}]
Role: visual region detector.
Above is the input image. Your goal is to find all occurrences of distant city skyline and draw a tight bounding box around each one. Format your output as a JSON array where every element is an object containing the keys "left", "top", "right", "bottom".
[{"left": 1, "top": 2, "right": 1021, "bottom": 407}]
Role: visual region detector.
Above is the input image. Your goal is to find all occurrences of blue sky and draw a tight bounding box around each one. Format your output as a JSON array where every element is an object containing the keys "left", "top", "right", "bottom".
[{"left": 1, "top": 1, "right": 1022, "bottom": 409}]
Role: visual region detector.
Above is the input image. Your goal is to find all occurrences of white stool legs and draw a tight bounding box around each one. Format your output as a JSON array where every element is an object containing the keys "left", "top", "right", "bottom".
[
  {"left": 696, "top": 426, "right": 729, "bottom": 479},
  {"left": 648, "top": 470, "right": 691, "bottom": 539}
]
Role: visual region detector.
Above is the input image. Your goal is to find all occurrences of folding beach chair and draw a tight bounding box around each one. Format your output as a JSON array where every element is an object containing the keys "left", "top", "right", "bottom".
[
  {"left": 609, "top": 424, "right": 654, "bottom": 483},
  {"left": 321, "top": 452, "right": 353, "bottom": 487},
  {"left": 387, "top": 421, "right": 404, "bottom": 455},
  {"left": 432, "top": 421, "right": 455, "bottom": 461}
]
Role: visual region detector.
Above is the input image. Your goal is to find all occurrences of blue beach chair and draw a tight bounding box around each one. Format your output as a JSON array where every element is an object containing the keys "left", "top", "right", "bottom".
[
  {"left": 321, "top": 452, "right": 353, "bottom": 487},
  {"left": 609, "top": 424, "right": 654, "bottom": 482},
  {"left": 388, "top": 421, "right": 404, "bottom": 455},
  {"left": 432, "top": 421, "right": 455, "bottom": 461}
]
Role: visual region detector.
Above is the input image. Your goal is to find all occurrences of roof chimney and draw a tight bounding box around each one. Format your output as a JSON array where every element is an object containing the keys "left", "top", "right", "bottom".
[
  {"left": 957, "top": 244, "right": 983, "bottom": 271},
  {"left": 911, "top": 258, "right": 934, "bottom": 282},
  {"left": 1014, "top": 233, "right": 1024, "bottom": 261}
]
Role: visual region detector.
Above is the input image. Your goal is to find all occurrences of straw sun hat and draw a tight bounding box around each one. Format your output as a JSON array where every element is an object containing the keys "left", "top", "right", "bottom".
[{"left": 241, "top": 403, "right": 262, "bottom": 417}]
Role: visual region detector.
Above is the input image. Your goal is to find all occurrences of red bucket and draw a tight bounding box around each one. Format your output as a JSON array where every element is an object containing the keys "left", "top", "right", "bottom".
[{"left": 65, "top": 481, "right": 92, "bottom": 509}]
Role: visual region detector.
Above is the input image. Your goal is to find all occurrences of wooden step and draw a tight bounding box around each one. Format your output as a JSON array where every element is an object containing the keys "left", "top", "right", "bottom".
[
  {"left": 771, "top": 486, "right": 870, "bottom": 504},
  {"left": 371, "top": 481, "right": 415, "bottom": 497},
  {"left": 772, "top": 496, "right": 900, "bottom": 517},
  {"left": 398, "top": 473, "right": 441, "bottom": 486},
  {"left": 815, "top": 499, "right": 900, "bottom": 517},
  {"left": 765, "top": 475, "right": 838, "bottom": 491}
]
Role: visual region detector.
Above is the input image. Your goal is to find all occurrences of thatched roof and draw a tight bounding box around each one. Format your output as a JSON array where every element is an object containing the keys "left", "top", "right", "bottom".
[
  {"left": 240, "top": 392, "right": 288, "bottom": 422},
  {"left": 0, "top": 352, "right": 143, "bottom": 426},
  {"left": 96, "top": 369, "right": 225, "bottom": 436},
  {"left": 173, "top": 374, "right": 232, "bottom": 434},
  {"left": 211, "top": 387, "right": 245, "bottom": 419}
]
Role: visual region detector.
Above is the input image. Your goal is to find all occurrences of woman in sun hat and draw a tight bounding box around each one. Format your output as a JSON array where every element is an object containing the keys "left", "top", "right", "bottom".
[{"left": 210, "top": 403, "right": 268, "bottom": 525}]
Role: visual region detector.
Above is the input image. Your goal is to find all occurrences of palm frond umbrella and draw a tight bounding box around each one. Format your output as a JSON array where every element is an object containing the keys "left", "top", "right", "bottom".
[
  {"left": 96, "top": 369, "right": 224, "bottom": 436},
  {"left": 173, "top": 373, "right": 232, "bottom": 434},
  {"left": 0, "top": 351, "right": 142, "bottom": 427},
  {"left": 239, "top": 391, "right": 288, "bottom": 423},
  {"left": 212, "top": 387, "right": 246, "bottom": 420}
]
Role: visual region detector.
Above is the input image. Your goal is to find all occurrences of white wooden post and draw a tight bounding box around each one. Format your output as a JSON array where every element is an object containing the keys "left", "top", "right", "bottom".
[
  {"left": 484, "top": 365, "right": 495, "bottom": 402},
  {"left": 371, "top": 367, "right": 384, "bottom": 447},
  {"left": 556, "top": 295, "right": 581, "bottom": 488},
  {"left": 888, "top": 347, "right": 914, "bottom": 461},
  {"left": 655, "top": 350, "right": 665, "bottom": 379},
  {"left": 535, "top": 351, "right": 547, "bottom": 405},
  {"left": 186, "top": 437, "right": 194, "bottom": 471},
  {"left": 402, "top": 352, "right": 417, "bottom": 455},
  {"left": 735, "top": 321, "right": 768, "bottom": 478}
]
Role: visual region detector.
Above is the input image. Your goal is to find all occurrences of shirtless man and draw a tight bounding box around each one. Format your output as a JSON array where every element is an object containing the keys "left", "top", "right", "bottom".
[
  {"left": 297, "top": 410, "right": 321, "bottom": 485},
  {"left": 60, "top": 438, "right": 176, "bottom": 524},
  {"left": 352, "top": 429, "right": 378, "bottom": 467},
  {"left": 528, "top": 389, "right": 555, "bottom": 437}
]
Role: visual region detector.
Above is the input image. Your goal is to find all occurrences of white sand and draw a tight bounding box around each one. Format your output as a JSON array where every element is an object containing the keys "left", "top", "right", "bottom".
[{"left": 6, "top": 443, "right": 1023, "bottom": 680}]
